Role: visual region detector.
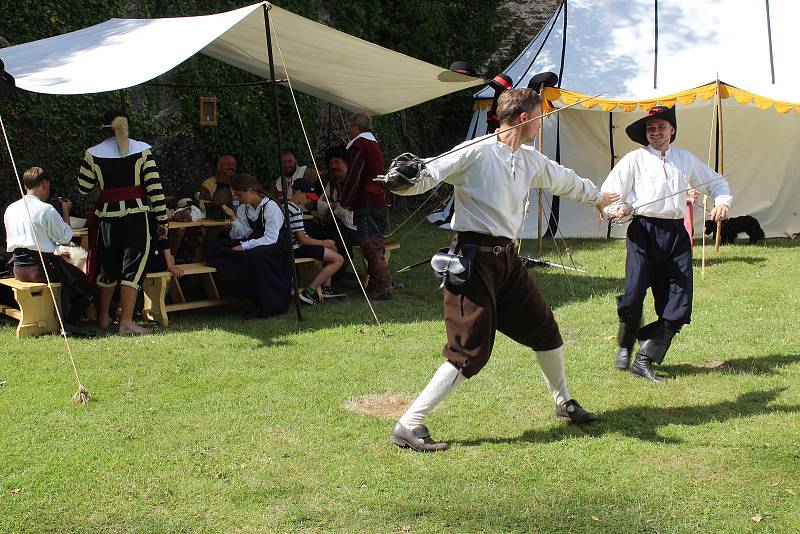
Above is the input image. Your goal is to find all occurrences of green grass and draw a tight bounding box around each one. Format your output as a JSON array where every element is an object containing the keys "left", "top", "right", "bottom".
[{"left": 1, "top": 221, "right": 799, "bottom": 533}]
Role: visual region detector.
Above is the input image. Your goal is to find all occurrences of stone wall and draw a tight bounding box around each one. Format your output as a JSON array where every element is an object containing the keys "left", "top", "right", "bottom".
[{"left": 490, "top": 0, "right": 561, "bottom": 67}]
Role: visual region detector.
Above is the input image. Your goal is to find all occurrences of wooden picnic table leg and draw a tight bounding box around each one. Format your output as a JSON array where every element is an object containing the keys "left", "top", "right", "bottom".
[
  {"left": 168, "top": 228, "right": 187, "bottom": 258},
  {"left": 142, "top": 276, "right": 169, "bottom": 327}
]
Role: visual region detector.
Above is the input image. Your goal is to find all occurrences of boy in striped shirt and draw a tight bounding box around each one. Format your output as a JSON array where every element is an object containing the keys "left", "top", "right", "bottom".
[{"left": 288, "top": 180, "right": 345, "bottom": 304}]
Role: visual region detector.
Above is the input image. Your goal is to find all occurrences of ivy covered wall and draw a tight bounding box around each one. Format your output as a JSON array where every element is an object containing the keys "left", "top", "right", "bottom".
[{"left": 0, "top": 0, "right": 527, "bottom": 213}]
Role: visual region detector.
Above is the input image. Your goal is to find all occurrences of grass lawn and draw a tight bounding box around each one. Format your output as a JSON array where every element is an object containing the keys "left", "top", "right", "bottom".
[{"left": 1, "top": 220, "right": 799, "bottom": 533}]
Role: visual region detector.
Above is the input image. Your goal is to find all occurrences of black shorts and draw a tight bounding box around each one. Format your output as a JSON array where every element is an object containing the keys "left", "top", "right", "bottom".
[
  {"left": 96, "top": 212, "right": 151, "bottom": 289},
  {"left": 293, "top": 244, "right": 325, "bottom": 261}
]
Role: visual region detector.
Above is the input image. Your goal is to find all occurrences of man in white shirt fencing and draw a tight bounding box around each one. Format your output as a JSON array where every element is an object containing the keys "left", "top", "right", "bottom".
[
  {"left": 4, "top": 166, "right": 95, "bottom": 335},
  {"left": 381, "top": 88, "right": 619, "bottom": 452},
  {"left": 602, "top": 105, "right": 731, "bottom": 382}
]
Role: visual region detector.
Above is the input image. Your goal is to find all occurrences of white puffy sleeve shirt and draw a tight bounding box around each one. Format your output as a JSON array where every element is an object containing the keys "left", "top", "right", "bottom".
[
  {"left": 602, "top": 146, "right": 732, "bottom": 219},
  {"left": 4, "top": 195, "right": 73, "bottom": 253},
  {"left": 229, "top": 197, "right": 284, "bottom": 249},
  {"left": 395, "top": 135, "right": 602, "bottom": 239}
]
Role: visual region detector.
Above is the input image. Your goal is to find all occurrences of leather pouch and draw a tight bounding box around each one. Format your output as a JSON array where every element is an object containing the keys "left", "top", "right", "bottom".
[{"left": 430, "top": 238, "right": 472, "bottom": 293}]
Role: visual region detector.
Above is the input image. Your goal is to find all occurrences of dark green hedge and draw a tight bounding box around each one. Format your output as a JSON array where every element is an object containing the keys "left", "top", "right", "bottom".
[{"left": 0, "top": 0, "right": 520, "bottom": 212}]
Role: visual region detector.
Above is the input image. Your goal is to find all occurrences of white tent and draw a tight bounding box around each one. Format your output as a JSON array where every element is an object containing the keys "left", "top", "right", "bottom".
[
  {"left": 467, "top": 0, "right": 800, "bottom": 238},
  {"left": 0, "top": 2, "right": 483, "bottom": 115}
]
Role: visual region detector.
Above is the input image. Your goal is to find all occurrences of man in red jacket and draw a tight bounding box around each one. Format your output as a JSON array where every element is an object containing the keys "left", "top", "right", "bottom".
[{"left": 340, "top": 112, "right": 393, "bottom": 299}]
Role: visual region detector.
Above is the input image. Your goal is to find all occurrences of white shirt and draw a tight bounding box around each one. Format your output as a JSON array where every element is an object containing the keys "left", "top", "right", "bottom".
[
  {"left": 395, "top": 134, "right": 603, "bottom": 239},
  {"left": 228, "top": 196, "right": 284, "bottom": 250},
  {"left": 316, "top": 182, "right": 355, "bottom": 230},
  {"left": 602, "top": 145, "right": 732, "bottom": 219},
  {"left": 274, "top": 165, "right": 308, "bottom": 192},
  {"left": 4, "top": 195, "right": 73, "bottom": 253}
]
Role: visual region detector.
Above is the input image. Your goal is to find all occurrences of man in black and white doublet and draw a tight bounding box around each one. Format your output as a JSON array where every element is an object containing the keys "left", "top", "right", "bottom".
[
  {"left": 602, "top": 105, "right": 731, "bottom": 381},
  {"left": 78, "top": 113, "right": 168, "bottom": 333}
]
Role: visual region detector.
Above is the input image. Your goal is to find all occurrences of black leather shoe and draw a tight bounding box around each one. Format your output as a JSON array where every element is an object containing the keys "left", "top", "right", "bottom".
[
  {"left": 615, "top": 347, "right": 633, "bottom": 371},
  {"left": 390, "top": 423, "right": 448, "bottom": 452},
  {"left": 630, "top": 353, "right": 665, "bottom": 382},
  {"left": 556, "top": 399, "right": 599, "bottom": 424},
  {"left": 62, "top": 323, "right": 98, "bottom": 338}
]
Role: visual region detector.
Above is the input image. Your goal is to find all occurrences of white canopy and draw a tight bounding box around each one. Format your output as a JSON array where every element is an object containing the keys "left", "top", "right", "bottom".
[
  {"left": 465, "top": 0, "right": 800, "bottom": 238},
  {"left": 474, "top": 0, "right": 800, "bottom": 105},
  {"left": 0, "top": 2, "right": 483, "bottom": 115}
]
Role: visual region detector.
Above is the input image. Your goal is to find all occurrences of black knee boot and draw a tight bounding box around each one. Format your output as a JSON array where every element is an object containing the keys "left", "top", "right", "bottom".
[
  {"left": 630, "top": 320, "right": 679, "bottom": 382},
  {"left": 615, "top": 321, "right": 640, "bottom": 371}
]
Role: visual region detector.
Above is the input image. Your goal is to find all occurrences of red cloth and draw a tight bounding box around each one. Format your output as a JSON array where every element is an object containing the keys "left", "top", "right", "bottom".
[
  {"left": 341, "top": 137, "right": 389, "bottom": 209},
  {"left": 98, "top": 186, "right": 146, "bottom": 203}
]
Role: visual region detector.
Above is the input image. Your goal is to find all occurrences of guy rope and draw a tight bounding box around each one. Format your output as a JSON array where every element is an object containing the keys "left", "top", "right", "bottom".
[{"left": 0, "top": 112, "right": 90, "bottom": 404}]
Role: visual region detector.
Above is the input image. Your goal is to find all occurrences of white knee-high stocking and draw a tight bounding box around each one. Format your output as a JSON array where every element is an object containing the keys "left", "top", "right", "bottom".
[
  {"left": 398, "top": 362, "right": 466, "bottom": 429},
  {"left": 536, "top": 345, "right": 570, "bottom": 406}
]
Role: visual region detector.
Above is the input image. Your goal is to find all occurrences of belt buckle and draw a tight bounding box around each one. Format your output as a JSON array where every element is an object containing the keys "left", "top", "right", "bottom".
[{"left": 492, "top": 245, "right": 503, "bottom": 255}]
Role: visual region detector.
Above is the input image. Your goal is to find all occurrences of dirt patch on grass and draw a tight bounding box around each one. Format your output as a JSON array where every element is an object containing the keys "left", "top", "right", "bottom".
[
  {"left": 698, "top": 360, "right": 731, "bottom": 370},
  {"left": 343, "top": 393, "right": 413, "bottom": 419}
]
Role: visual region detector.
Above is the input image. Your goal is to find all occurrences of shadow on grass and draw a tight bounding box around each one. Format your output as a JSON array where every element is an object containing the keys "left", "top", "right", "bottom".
[
  {"left": 693, "top": 256, "right": 767, "bottom": 267},
  {"left": 163, "top": 262, "right": 625, "bottom": 347},
  {"left": 661, "top": 354, "right": 800, "bottom": 377},
  {"left": 455, "top": 388, "right": 798, "bottom": 446}
]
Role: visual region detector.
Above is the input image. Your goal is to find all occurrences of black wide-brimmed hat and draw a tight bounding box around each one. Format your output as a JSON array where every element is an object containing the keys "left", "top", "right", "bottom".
[
  {"left": 449, "top": 61, "right": 477, "bottom": 78},
  {"left": 625, "top": 105, "right": 677, "bottom": 146},
  {"left": 488, "top": 73, "right": 513, "bottom": 92},
  {"left": 527, "top": 71, "right": 559, "bottom": 92}
]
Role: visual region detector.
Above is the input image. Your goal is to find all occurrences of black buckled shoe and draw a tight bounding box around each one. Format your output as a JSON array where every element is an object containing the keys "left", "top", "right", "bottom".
[
  {"left": 556, "top": 399, "right": 599, "bottom": 424},
  {"left": 629, "top": 353, "right": 665, "bottom": 382},
  {"left": 390, "top": 423, "right": 448, "bottom": 452}
]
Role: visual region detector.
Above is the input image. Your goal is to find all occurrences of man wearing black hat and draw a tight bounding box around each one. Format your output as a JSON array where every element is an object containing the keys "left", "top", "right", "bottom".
[{"left": 602, "top": 105, "right": 732, "bottom": 381}]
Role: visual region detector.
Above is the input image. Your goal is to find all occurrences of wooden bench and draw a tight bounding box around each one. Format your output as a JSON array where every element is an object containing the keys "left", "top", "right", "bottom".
[
  {"left": 352, "top": 242, "right": 401, "bottom": 285},
  {"left": 0, "top": 278, "right": 62, "bottom": 338},
  {"left": 142, "top": 263, "right": 236, "bottom": 327},
  {"left": 294, "top": 256, "right": 324, "bottom": 289},
  {"left": 142, "top": 257, "right": 324, "bottom": 326}
]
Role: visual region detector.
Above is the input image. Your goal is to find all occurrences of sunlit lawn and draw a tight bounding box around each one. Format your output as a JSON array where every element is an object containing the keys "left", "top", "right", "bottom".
[{"left": 1, "top": 220, "right": 798, "bottom": 532}]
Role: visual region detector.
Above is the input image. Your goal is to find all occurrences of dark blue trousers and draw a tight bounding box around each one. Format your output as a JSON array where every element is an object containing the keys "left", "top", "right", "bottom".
[{"left": 617, "top": 216, "right": 693, "bottom": 328}]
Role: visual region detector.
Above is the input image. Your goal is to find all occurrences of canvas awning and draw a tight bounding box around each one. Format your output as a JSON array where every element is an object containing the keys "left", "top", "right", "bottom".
[{"left": 0, "top": 2, "right": 483, "bottom": 115}]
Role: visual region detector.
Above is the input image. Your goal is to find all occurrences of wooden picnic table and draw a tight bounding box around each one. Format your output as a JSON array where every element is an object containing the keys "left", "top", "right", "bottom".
[
  {"left": 168, "top": 219, "right": 232, "bottom": 261},
  {"left": 72, "top": 227, "right": 89, "bottom": 250}
]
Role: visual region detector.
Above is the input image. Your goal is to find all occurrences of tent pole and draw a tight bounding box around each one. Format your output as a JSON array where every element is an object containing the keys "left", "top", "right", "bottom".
[
  {"left": 264, "top": 4, "right": 303, "bottom": 321},
  {"left": 714, "top": 78, "right": 723, "bottom": 252},
  {"left": 607, "top": 112, "right": 614, "bottom": 239},
  {"left": 537, "top": 82, "right": 544, "bottom": 252}
]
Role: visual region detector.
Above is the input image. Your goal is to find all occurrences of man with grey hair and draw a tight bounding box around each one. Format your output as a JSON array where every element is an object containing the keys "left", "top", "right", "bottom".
[{"left": 340, "top": 112, "right": 393, "bottom": 299}]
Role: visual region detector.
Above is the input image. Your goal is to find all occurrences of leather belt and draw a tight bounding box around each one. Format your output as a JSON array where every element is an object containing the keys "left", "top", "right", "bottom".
[{"left": 462, "top": 242, "right": 517, "bottom": 256}]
